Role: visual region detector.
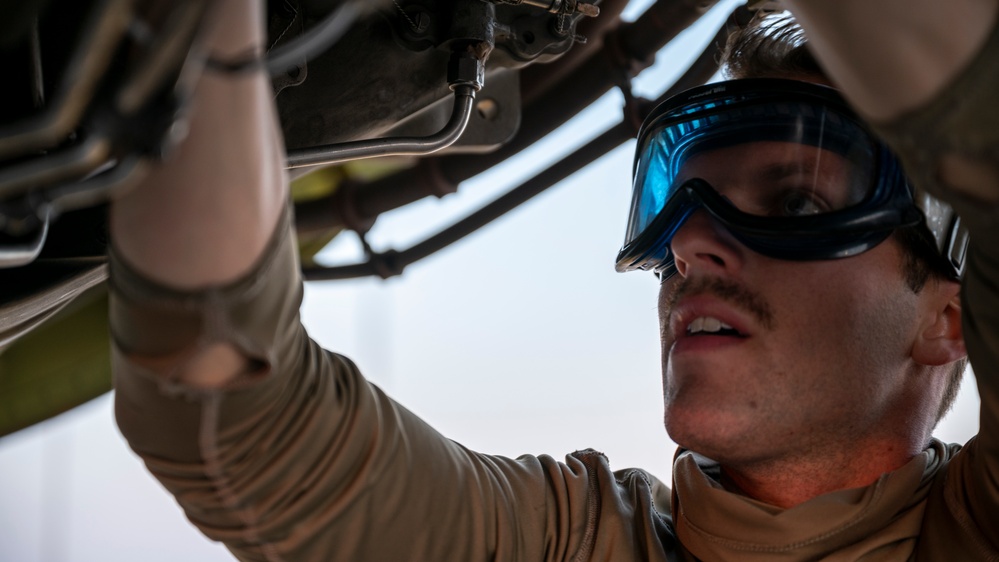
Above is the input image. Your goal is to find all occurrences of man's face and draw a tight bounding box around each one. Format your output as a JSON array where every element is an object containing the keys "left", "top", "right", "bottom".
[{"left": 657, "top": 141, "right": 926, "bottom": 466}]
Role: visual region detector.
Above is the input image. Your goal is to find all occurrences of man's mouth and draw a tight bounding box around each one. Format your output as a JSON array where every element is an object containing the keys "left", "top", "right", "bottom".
[
  {"left": 662, "top": 275, "right": 776, "bottom": 343},
  {"left": 685, "top": 316, "right": 744, "bottom": 337}
]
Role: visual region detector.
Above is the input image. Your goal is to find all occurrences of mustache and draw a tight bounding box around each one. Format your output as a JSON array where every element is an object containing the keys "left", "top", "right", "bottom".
[{"left": 663, "top": 276, "right": 776, "bottom": 332}]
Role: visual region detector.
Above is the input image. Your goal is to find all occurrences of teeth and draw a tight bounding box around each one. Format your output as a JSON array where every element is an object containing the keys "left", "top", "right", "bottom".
[{"left": 687, "top": 316, "right": 735, "bottom": 335}]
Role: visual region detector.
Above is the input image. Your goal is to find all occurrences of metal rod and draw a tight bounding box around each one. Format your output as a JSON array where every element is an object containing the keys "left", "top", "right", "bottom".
[
  {"left": 302, "top": 121, "right": 631, "bottom": 280},
  {"left": 293, "top": 5, "right": 739, "bottom": 239},
  {"left": 298, "top": 10, "right": 738, "bottom": 281},
  {"left": 0, "top": 137, "right": 111, "bottom": 204},
  {"left": 46, "top": 157, "right": 146, "bottom": 215},
  {"left": 0, "top": 0, "right": 133, "bottom": 161},
  {"left": 116, "top": 0, "right": 211, "bottom": 115},
  {"left": 0, "top": 207, "right": 50, "bottom": 269},
  {"left": 285, "top": 85, "right": 477, "bottom": 169}
]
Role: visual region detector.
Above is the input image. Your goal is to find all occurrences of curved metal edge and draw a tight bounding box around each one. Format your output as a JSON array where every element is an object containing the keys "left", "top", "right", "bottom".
[
  {"left": 285, "top": 85, "right": 477, "bottom": 169},
  {"left": 0, "top": 207, "right": 51, "bottom": 269}
]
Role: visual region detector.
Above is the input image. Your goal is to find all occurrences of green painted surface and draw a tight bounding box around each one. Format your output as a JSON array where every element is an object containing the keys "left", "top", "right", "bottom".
[{"left": 0, "top": 284, "right": 111, "bottom": 437}]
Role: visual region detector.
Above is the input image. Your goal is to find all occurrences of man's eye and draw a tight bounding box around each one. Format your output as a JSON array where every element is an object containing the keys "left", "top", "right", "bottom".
[{"left": 778, "top": 190, "right": 826, "bottom": 216}]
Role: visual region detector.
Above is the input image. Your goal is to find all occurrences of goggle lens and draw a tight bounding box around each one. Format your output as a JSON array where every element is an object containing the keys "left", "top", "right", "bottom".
[
  {"left": 617, "top": 79, "right": 964, "bottom": 280},
  {"left": 626, "top": 99, "right": 878, "bottom": 247}
]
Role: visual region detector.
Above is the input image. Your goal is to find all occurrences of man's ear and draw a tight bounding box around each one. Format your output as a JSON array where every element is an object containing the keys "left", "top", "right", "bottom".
[{"left": 912, "top": 280, "right": 966, "bottom": 366}]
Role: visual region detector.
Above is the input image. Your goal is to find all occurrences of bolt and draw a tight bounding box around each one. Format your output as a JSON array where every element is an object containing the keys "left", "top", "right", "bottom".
[
  {"left": 448, "top": 50, "right": 485, "bottom": 91},
  {"left": 476, "top": 98, "right": 499, "bottom": 121}
]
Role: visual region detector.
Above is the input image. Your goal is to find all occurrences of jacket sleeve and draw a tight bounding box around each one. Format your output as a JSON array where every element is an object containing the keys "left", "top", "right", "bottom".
[
  {"left": 110, "top": 207, "right": 641, "bottom": 562},
  {"left": 869, "top": 19, "right": 999, "bottom": 558}
]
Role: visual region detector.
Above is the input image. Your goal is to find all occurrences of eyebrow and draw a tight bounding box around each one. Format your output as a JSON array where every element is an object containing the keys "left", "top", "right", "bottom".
[{"left": 754, "top": 160, "right": 819, "bottom": 183}]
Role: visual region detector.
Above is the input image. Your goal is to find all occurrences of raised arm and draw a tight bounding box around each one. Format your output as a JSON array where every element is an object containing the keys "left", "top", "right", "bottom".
[
  {"left": 782, "top": 1, "right": 999, "bottom": 553},
  {"left": 110, "top": 0, "right": 286, "bottom": 386},
  {"left": 106, "top": 4, "right": 597, "bottom": 559}
]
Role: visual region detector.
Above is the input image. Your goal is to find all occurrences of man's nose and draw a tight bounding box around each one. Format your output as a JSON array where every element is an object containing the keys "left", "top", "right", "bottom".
[{"left": 670, "top": 210, "right": 746, "bottom": 278}]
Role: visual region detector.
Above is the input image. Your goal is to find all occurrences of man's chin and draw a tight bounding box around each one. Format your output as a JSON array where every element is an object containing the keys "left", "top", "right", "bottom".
[{"left": 664, "top": 404, "right": 756, "bottom": 461}]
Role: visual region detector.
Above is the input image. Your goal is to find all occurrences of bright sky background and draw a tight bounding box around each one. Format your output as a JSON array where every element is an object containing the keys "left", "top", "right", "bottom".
[{"left": 0, "top": 2, "right": 981, "bottom": 560}]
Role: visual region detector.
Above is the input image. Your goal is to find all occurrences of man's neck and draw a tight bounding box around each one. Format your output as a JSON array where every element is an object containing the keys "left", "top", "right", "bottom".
[{"left": 715, "top": 438, "right": 926, "bottom": 508}]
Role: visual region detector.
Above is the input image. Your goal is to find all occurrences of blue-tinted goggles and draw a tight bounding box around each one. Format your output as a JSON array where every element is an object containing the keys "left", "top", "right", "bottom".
[{"left": 616, "top": 78, "right": 966, "bottom": 280}]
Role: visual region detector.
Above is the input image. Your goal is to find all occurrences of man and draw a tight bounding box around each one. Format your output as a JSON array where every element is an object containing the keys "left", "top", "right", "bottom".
[{"left": 111, "top": 0, "right": 999, "bottom": 560}]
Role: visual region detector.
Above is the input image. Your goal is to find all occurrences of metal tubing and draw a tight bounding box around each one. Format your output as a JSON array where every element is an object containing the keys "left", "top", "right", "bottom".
[
  {"left": 303, "top": 121, "right": 632, "bottom": 280},
  {"left": 298, "top": 13, "right": 735, "bottom": 281},
  {"left": 285, "top": 85, "right": 477, "bottom": 169},
  {"left": 116, "top": 0, "right": 211, "bottom": 115},
  {"left": 445, "top": 0, "right": 724, "bottom": 180},
  {"left": 293, "top": 4, "right": 741, "bottom": 238},
  {"left": 0, "top": 137, "right": 111, "bottom": 204},
  {"left": 429, "top": 3, "right": 731, "bottom": 191},
  {"left": 46, "top": 157, "right": 146, "bottom": 215},
  {"left": 0, "top": 207, "right": 50, "bottom": 268},
  {"left": 0, "top": 0, "right": 132, "bottom": 161}
]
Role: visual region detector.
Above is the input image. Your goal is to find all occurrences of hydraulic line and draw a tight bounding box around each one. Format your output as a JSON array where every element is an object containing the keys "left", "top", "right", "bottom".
[
  {"left": 0, "top": 0, "right": 132, "bottom": 161},
  {"left": 0, "top": 137, "right": 111, "bottom": 204},
  {"left": 286, "top": 48, "right": 486, "bottom": 168},
  {"left": 299, "top": 11, "right": 734, "bottom": 280},
  {"left": 293, "top": 4, "right": 744, "bottom": 238},
  {"left": 0, "top": 207, "right": 50, "bottom": 268},
  {"left": 302, "top": 121, "right": 632, "bottom": 280},
  {"left": 446, "top": 0, "right": 727, "bottom": 181},
  {"left": 286, "top": 84, "right": 478, "bottom": 168}
]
